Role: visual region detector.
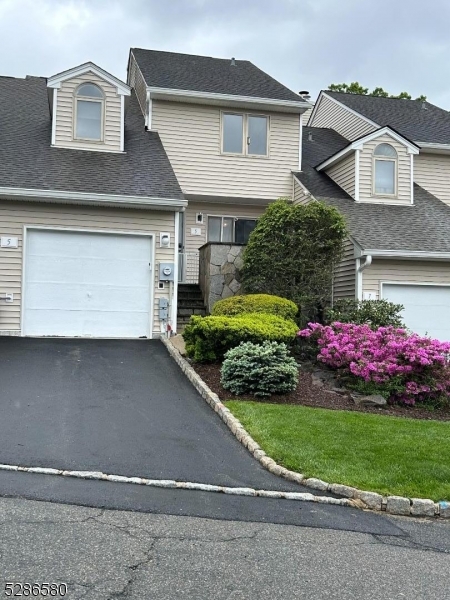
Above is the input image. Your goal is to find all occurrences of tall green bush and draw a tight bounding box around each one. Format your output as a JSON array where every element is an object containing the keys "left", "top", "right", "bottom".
[
  {"left": 212, "top": 294, "right": 297, "bottom": 320},
  {"left": 324, "top": 299, "right": 404, "bottom": 329},
  {"left": 183, "top": 313, "right": 298, "bottom": 363},
  {"left": 241, "top": 199, "right": 347, "bottom": 326}
]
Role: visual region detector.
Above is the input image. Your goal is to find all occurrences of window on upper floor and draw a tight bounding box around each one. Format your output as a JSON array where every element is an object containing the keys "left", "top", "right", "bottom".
[
  {"left": 75, "top": 83, "right": 104, "bottom": 141},
  {"left": 222, "top": 113, "right": 269, "bottom": 156},
  {"left": 207, "top": 216, "right": 257, "bottom": 244},
  {"left": 373, "top": 143, "right": 397, "bottom": 196}
]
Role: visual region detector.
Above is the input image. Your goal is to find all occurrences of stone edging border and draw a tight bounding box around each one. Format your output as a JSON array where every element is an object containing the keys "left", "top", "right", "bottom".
[{"left": 161, "top": 337, "right": 450, "bottom": 519}]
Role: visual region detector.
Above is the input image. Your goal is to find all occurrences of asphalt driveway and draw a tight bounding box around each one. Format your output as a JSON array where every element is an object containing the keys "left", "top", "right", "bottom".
[{"left": 0, "top": 338, "right": 308, "bottom": 492}]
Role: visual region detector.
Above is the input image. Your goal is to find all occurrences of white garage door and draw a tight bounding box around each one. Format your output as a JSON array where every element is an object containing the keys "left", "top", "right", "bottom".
[
  {"left": 382, "top": 283, "right": 450, "bottom": 341},
  {"left": 23, "top": 229, "right": 152, "bottom": 338}
]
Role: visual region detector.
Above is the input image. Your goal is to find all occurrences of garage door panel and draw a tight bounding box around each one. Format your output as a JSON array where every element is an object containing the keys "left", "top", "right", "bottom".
[
  {"left": 24, "top": 230, "right": 152, "bottom": 337},
  {"left": 383, "top": 284, "right": 450, "bottom": 341}
]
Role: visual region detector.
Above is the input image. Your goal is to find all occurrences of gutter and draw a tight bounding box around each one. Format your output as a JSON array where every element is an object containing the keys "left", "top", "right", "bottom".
[
  {"left": 147, "top": 86, "right": 311, "bottom": 113},
  {"left": 356, "top": 255, "right": 372, "bottom": 301},
  {"left": 0, "top": 187, "right": 187, "bottom": 211},
  {"left": 359, "top": 249, "right": 450, "bottom": 260}
]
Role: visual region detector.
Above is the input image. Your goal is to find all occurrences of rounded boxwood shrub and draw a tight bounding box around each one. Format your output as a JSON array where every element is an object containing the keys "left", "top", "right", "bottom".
[
  {"left": 221, "top": 341, "right": 299, "bottom": 397},
  {"left": 212, "top": 294, "right": 298, "bottom": 321},
  {"left": 183, "top": 313, "right": 298, "bottom": 363}
]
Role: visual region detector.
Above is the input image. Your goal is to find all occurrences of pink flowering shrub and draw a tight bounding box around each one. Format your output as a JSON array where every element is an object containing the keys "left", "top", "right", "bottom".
[{"left": 298, "top": 322, "right": 450, "bottom": 406}]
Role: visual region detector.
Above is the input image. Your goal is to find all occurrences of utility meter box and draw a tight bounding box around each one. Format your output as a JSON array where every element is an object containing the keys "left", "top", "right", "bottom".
[
  {"left": 159, "top": 263, "right": 175, "bottom": 282},
  {"left": 158, "top": 297, "right": 169, "bottom": 320}
]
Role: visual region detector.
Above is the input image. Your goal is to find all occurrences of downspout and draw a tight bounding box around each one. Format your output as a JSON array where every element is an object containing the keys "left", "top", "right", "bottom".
[{"left": 356, "top": 255, "right": 372, "bottom": 300}]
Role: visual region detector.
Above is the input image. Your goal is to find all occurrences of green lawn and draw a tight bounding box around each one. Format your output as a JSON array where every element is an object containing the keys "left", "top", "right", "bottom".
[{"left": 225, "top": 401, "right": 450, "bottom": 501}]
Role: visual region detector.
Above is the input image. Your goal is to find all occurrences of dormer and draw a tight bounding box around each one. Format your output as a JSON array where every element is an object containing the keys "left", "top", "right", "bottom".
[
  {"left": 316, "top": 127, "right": 419, "bottom": 205},
  {"left": 47, "top": 62, "right": 131, "bottom": 153}
]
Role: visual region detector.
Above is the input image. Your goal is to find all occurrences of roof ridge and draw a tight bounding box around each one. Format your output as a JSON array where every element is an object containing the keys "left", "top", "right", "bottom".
[{"left": 132, "top": 47, "right": 251, "bottom": 64}]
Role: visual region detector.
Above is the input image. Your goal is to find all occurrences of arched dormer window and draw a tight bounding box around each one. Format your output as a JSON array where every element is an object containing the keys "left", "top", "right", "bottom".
[
  {"left": 75, "top": 83, "right": 104, "bottom": 141},
  {"left": 373, "top": 143, "right": 397, "bottom": 196}
]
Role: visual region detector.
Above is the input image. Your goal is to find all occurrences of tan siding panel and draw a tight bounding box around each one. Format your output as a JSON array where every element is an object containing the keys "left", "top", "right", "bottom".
[
  {"left": 0, "top": 201, "right": 175, "bottom": 335},
  {"left": 183, "top": 202, "right": 267, "bottom": 253},
  {"left": 414, "top": 153, "right": 450, "bottom": 206},
  {"left": 55, "top": 72, "right": 122, "bottom": 152},
  {"left": 326, "top": 153, "right": 355, "bottom": 198},
  {"left": 358, "top": 133, "right": 412, "bottom": 204},
  {"left": 293, "top": 177, "right": 311, "bottom": 205},
  {"left": 333, "top": 239, "right": 356, "bottom": 300},
  {"left": 152, "top": 100, "right": 299, "bottom": 199},
  {"left": 310, "top": 94, "right": 376, "bottom": 141},
  {"left": 362, "top": 260, "right": 450, "bottom": 298}
]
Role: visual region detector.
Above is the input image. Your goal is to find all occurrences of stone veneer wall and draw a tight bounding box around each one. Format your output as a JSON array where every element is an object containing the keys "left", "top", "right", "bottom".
[{"left": 199, "top": 243, "right": 246, "bottom": 313}]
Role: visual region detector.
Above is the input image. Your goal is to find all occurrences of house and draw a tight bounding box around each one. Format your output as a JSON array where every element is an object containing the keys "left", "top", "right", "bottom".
[
  {"left": 294, "top": 91, "right": 450, "bottom": 341},
  {"left": 0, "top": 50, "right": 310, "bottom": 338},
  {"left": 0, "top": 62, "right": 186, "bottom": 338}
]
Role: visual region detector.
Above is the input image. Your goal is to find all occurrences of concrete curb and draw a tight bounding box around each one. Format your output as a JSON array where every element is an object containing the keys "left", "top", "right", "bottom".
[
  {"left": 161, "top": 337, "right": 449, "bottom": 519},
  {"left": 0, "top": 463, "right": 354, "bottom": 508}
]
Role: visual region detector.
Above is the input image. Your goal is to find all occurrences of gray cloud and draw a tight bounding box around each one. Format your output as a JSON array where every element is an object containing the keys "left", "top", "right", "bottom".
[{"left": 0, "top": 0, "right": 448, "bottom": 107}]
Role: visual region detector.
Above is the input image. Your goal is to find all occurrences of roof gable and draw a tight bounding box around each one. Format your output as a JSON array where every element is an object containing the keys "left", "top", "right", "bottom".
[
  {"left": 48, "top": 62, "right": 130, "bottom": 96},
  {"left": 325, "top": 91, "right": 450, "bottom": 146}
]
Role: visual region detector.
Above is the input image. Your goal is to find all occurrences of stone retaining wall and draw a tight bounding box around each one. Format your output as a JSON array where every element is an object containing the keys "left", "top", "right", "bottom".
[{"left": 199, "top": 242, "right": 245, "bottom": 313}]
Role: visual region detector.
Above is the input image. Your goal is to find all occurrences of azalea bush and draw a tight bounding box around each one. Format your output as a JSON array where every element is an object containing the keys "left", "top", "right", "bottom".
[{"left": 298, "top": 322, "right": 450, "bottom": 406}]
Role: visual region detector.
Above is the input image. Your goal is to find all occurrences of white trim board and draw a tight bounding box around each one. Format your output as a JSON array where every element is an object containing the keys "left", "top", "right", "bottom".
[
  {"left": 48, "top": 62, "right": 130, "bottom": 96},
  {"left": 308, "top": 91, "right": 380, "bottom": 130}
]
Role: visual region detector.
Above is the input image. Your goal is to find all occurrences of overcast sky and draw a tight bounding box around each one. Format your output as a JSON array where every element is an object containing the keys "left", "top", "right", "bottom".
[{"left": 1, "top": 0, "right": 448, "bottom": 107}]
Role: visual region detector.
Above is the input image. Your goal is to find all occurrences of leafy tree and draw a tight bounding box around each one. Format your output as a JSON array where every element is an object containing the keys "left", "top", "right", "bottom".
[
  {"left": 327, "top": 82, "right": 426, "bottom": 102},
  {"left": 241, "top": 199, "right": 347, "bottom": 326}
]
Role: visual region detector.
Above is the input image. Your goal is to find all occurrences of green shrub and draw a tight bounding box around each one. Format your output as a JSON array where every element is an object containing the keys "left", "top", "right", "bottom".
[
  {"left": 212, "top": 294, "right": 298, "bottom": 320},
  {"left": 183, "top": 313, "right": 298, "bottom": 363},
  {"left": 221, "top": 341, "right": 298, "bottom": 397},
  {"left": 324, "top": 299, "right": 404, "bottom": 329}
]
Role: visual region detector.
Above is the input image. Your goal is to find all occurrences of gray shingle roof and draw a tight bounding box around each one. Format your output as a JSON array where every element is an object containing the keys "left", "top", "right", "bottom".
[
  {"left": 131, "top": 48, "right": 304, "bottom": 103},
  {"left": 326, "top": 91, "right": 450, "bottom": 145},
  {"left": 297, "top": 127, "right": 450, "bottom": 254},
  {"left": 0, "top": 75, "right": 184, "bottom": 200}
]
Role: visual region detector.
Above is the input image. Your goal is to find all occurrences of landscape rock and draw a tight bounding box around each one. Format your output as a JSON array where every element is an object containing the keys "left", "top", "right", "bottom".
[
  {"left": 351, "top": 393, "right": 387, "bottom": 407},
  {"left": 386, "top": 495, "right": 411, "bottom": 515},
  {"left": 356, "top": 491, "right": 383, "bottom": 511},
  {"left": 410, "top": 498, "right": 436, "bottom": 517},
  {"left": 439, "top": 501, "right": 450, "bottom": 518}
]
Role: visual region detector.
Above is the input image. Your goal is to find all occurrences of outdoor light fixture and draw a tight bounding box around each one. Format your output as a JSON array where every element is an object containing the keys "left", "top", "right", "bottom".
[{"left": 160, "top": 232, "right": 171, "bottom": 247}]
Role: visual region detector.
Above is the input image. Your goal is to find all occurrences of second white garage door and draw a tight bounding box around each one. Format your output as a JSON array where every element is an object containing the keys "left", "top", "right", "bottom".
[
  {"left": 382, "top": 283, "right": 450, "bottom": 341},
  {"left": 23, "top": 229, "right": 153, "bottom": 338}
]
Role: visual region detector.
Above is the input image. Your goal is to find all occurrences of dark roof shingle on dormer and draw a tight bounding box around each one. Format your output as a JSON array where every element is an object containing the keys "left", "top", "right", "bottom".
[
  {"left": 131, "top": 48, "right": 305, "bottom": 103},
  {"left": 296, "top": 126, "right": 450, "bottom": 254},
  {"left": 0, "top": 75, "right": 183, "bottom": 200}
]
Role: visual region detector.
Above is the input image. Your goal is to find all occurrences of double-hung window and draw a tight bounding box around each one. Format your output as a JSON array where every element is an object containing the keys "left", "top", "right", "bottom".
[
  {"left": 208, "top": 216, "right": 257, "bottom": 244},
  {"left": 373, "top": 143, "right": 397, "bottom": 196},
  {"left": 75, "top": 83, "right": 104, "bottom": 141},
  {"left": 222, "top": 113, "right": 268, "bottom": 156}
]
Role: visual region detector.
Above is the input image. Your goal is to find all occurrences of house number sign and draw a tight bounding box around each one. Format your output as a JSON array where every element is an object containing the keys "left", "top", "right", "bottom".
[
  {"left": 190, "top": 228, "right": 202, "bottom": 236},
  {"left": 1, "top": 237, "right": 18, "bottom": 248}
]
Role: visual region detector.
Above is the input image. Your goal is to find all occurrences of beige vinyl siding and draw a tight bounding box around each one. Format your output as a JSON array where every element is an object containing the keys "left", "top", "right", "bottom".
[
  {"left": 54, "top": 72, "right": 122, "bottom": 152},
  {"left": 414, "top": 152, "right": 450, "bottom": 207},
  {"left": 128, "top": 54, "right": 147, "bottom": 117},
  {"left": 293, "top": 177, "right": 311, "bottom": 205},
  {"left": 184, "top": 202, "right": 266, "bottom": 253},
  {"left": 325, "top": 153, "right": 356, "bottom": 198},
  {"left": 333, "top": 239, "right": 356, "bottom": 300},
  {"left": 152, "top": 100, "right": 300, "bottom": 200},
  {"left": 310, "top": 94, "right": 376, "bottom": 141},
  {"left": 302, "top": 106, "right": 313, "bottom": 125},
  {"left": 0, "top": 201, "right": 175, "bottom": 336},
  {"left": 359, "top": 134, "right": 412, "bottom": 204},
  {"left": 362, "top": 259, "right": 450, "bottom": 298}
]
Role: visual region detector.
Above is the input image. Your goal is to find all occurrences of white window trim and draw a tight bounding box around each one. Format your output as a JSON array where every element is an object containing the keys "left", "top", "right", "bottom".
[
  {"left": 220, "top": 111, "right": 270, "bottom": 158},
  {"left": 74, "top": 84, "right": 105, "bottom": 143},
  {"left": 207, "top": 214, "right": 258, "bottom": 243},
  {"left": 372, "top": 146, "right": 398, "bottom": 198}
]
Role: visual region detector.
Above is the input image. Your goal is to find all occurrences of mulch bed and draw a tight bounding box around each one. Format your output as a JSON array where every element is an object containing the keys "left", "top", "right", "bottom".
[{"left": 192, "top": 361, "right": 450, "bottom": 422}]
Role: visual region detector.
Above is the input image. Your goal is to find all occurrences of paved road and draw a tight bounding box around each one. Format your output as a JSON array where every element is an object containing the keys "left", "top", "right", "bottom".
[
  {"left": 0, "top": 497, "right": 449, "bottom": 600},
  {"left": 0, "top": 338, "right": 308, "bottom": 492}
]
